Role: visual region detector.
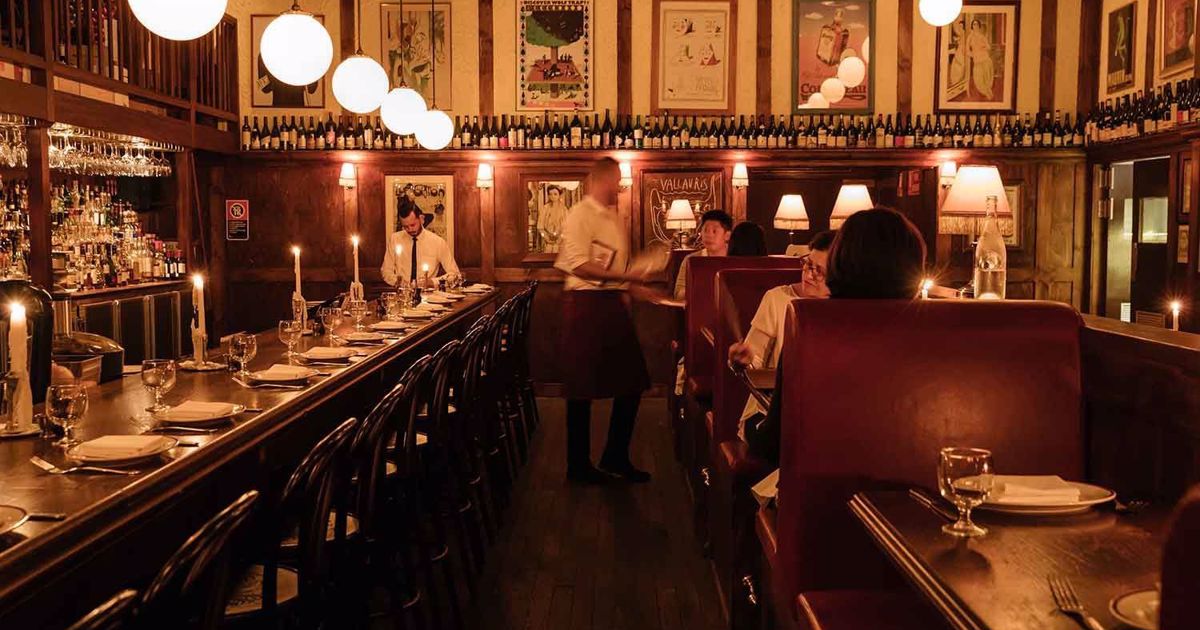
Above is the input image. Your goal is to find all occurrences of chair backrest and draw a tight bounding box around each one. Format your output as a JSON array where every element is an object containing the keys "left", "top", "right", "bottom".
[
  {"left": 773, "top": 299, "right": 1084, "bottom": 607},
  {"left": 139, "top": 490, "right": 261, "bottom": 629},
  {"left": 711, "top": 268, "right": 804, "bottom": 445},
  {"left": 684, "top": 256, "right": 804, "bottom": 399},
  {"left": 1161, "top": 484, "right": 1200, "bottom": 630},
  {"left": 67, "top": 589, "right": 139, "bottom": 630},
  {"left": 423, "top": 339, "right": 462, "bottom": 454}
]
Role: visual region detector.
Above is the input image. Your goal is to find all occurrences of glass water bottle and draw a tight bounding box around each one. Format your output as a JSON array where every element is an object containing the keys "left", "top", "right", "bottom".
[{"left": 973, "top": 195, "right": 1007, "bottom": 300}]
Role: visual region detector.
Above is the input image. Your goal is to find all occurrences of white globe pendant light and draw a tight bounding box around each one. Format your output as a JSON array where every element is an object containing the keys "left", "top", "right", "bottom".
[
  {"left": 128, "top": 0, "right": 228, "bottom": 41},
  {"left": 380, "top": 87, "right": 428, "bottom": 135},
  {"left": 333, "top": 54, "right": 390, "bottom": 113},
  {"left": 919, "top": 0, "right": 963, "bottom": 27},
  {"left": 416, "top": 110, "right": 455, "bottom": 150},
  {"left": 260, "top": 4, "right": 334, "bottom": 87},
  {"left": 820, "top": 77, "right": 846, "bottom": 104},
  {"left": 837, "top": 56, "right": 867, "bottom": 88}
]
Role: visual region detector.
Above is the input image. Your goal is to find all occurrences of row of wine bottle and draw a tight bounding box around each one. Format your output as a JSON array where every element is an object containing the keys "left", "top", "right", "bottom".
[
  {"left": 1085, "top": 78, "right": 1200, "bottom": 143},
  {"left": 240, "top": 109, "right": 1091, "bottom": 152}
]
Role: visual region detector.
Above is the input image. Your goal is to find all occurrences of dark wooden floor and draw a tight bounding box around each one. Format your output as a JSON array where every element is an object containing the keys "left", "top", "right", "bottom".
[{"left": 467, "top": 398, "right": 725, "bottom": 630}]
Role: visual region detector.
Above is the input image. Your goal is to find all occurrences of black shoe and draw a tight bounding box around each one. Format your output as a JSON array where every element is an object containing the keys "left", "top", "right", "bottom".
[
  {"left": 566, "top": 465, "right": 615, "bottom": 485},
  {"left": 598, "top": 461, "right": 651, "bottom": 483}
]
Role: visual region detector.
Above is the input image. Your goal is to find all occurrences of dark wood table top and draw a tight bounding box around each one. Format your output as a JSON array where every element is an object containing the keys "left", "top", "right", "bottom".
[
  {"left": 850, "top": 490, "right": 1165, "bottom": 630},
  {"left": 0, "top": 290, "right": 497, "bottom": 612}
]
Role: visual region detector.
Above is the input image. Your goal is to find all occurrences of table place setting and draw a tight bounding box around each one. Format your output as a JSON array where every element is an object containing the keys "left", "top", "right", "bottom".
[
  {"left": 296, "top": 346, "right": 358, "bottom": 366},
  {"left": 460, "top": 283, "right": 493, "bottom": 294},
  {"left": 368, "top": 320, "right": 410, "bottom": 333},
  {"left": 148, "top": 400, "right": 246, "bottom": 427},
  {"left": 233, "top": 364, "right": 318, "bottom": 390},
  {"left": 400, "top": 308, "right": 436, "bottom": 321},
  {"left": 341, "top": 331, "right": 390, "bottom": 346},
  {"left": 0, "top": 505, "right": 28, "bottom": 536},
  {"left": 429, "top": 290, "right": 464, "bottom": 301}
]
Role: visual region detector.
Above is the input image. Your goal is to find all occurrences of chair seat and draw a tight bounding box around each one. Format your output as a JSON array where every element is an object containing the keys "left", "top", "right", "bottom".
[
  {"left": 718, "top": 440, "right": 770, "bottom": 483},
  {"left": 224, "top": 565, "right": 299, "bottom": 617},
  {"left": 351, "top": 460, "right": 399, "bottom": 485},
  {"left": 280, "top": 513, "right": 360, "bottom": 551},
  {"left": 387, "top": 432, "right": 430, "bottom": 451},
  {"left": 796, "top": 590, "right": 946, "bottom": 630}
]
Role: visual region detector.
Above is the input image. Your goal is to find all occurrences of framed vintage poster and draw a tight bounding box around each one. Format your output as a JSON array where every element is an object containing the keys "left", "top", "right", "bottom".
[
  {"left": 935, "top": 2, "right": 1019, "bottom": 112},
  {"left": 1158, "top": 0, "right": 1196, "bottom": 80},
  {"left": 1106, "top": 2, "right": 1137, "bottom": 94},
  {"left": 517, "top": 0, "right": 593, "bottom": 111},
  {"left": 793, "top": 0, "right": 873, "bottom": 112},
  {"left": 384, "top": 175, "right": 455, "bottom": 258},
  {"left": 640, "top": 170, "right": 725, "bottom": 247},
  {"left": 652, "top": 0, "right": 737, "bottom": 114},
  {"left": 381, "top": 3, "right": 453, "bottom": 110},
  {"left": 251, "top": 15, "right": 325, "bottom": 108},
  {"left": 523, "top": 177, "right": 585, "bottom": 259}
]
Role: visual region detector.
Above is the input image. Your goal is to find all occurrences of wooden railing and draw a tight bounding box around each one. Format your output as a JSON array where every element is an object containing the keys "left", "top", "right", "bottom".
[{"left": 0, "top": 0, "right": 33, "bottom": 56}]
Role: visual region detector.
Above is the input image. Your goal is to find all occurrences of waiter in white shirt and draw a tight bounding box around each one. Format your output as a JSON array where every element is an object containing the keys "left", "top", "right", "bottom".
[
  {"left": 555, "top": 157, "right": 655, "bottom": 484},
  {"left": 380, "top": 202, "right": 460, "bottom": 286}
]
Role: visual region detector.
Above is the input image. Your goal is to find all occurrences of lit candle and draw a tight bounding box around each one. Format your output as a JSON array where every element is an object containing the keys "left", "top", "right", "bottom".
[
  {"left": 292, "top": 245, "right": 302, "bottom": 296},
  {"left": 192, "top": 274, "right": 206, "bottom": 363},
  {"left": 921, "top": 278, "right": 933, "bottom": 299},
  {"left": 351, "top": 235, "right": 361, "bottom": 285},
  {"left": 8, "top": 302, "right": 31, "bottom": 431},
  {"left": 1171, "top": 301, "right": 1181, "bottom": 331},
  {"left": 422, "top": 263, "right": 431, "bottom": 287}
]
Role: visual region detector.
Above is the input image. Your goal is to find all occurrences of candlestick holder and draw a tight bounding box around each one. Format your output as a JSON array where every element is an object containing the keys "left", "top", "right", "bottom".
[
  {"left": 180, "top": 327, "right": 226, "bottom": 372},
  {"left": 292, "top": 292, "right": 313, "bottom": 336},
  {"left": 0, "top": 370, "right": 36, "bottom": 438},
  {"left": 348, "top": 281, "right": 365, "bottom": 302}
]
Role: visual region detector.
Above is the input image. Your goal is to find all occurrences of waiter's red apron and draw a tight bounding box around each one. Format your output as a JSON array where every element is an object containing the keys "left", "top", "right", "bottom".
[{"left": 560, "top": 290, "right": 650, "bottom": 400}]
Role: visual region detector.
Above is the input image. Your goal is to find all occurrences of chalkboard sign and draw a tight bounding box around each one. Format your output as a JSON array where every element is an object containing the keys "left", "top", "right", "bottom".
[{"left": 640, "top": 170, "right": 724, "bottom": 247}]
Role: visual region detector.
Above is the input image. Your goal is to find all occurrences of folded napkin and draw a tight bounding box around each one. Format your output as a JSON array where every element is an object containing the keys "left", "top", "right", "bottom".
[
  {"left": 990, "top": 475, "right": 1081, "bottom": 505},
  {"left": 157, "top": 400, "right": 236, "bottom": 421},
  {"left": 751, "top": 469, "right": 780, "bottom": 507},
  {"left": 253, "top": 364, "right": 314, "bottom": 380},
  {"left": 370, "top": 321, "right": 408, "bottom": 331},
  {"left": 303, "top": 346, "right": 356, "bottom": 359},
  {"left": 463, "top": 283, "right": 492, "bottom": 292},
  {"left": 415, "top": 302, "right": 447, "bottom": 311},
  {"left": 432, "top": 291, "right": 462, "bottom": 299},
  {"left": 402, "top": 308, "right": 434, "bottom": 317},
  {"left": 75, "top": 435, "right": 172, "bottom": 459}
]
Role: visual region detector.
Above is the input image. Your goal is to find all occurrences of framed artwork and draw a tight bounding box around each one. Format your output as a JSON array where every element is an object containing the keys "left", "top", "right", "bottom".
[
  {"left": 1182, "top": 156, "right": 1193, "bottom": 220},
  {"left": 384, "top": 175, "right": 455, "bottom": 258},
  {"left": 793, "top": 0, "right": 873, "bottom": 112},
  {"left": 652, "top": 0, "right": 737, "bottom": 113},
  {"left": 1106, "top": 2, "right": 1137, "bottom": 94},
  {"left": 935, "top": 2, "right": 1019, "bottom": 112},
  {"left": 381, "top": 3, "right": 453, "bottom": 110},
  {"left": 517, "top": 0, "right": 593, "bottom": 111},
  {"left": 251, "top": 15, "right": 324, "bottom": 108},
  {"left": 1158, "top": 0, "right": 1196, "bottom": 80},
  {"left": 1003, "top": 184, "right": 1022, "bottom": 247},
  {"left": 1178, "top": 225, "right": 1190, "bottom": 263},
  {"left": 524, "top": 178, "right": 584, "bottom": 258},
  {"left": 640, "top": 170, "right": 725, "bottom": 247}
]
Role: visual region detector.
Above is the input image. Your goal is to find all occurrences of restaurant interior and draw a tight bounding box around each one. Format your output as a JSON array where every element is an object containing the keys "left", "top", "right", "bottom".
[{"left": 0, "top": 0, "right": 1199, "bottom": 629}]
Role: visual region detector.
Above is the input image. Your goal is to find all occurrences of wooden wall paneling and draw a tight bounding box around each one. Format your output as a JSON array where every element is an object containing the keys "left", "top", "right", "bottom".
[
  {"left": 479, "top": 0, "right": 494, "bottom": 116},
  {"left": 480, "top": 180, "right": 496, "bottom": 285},
  {"left": 1077, "top": 0, "right": 1100, "bottom": 114},
  {"left": 897, "top": 0, "right": 913, "bottom": 113},
  {"left": 1145, "top": 0, "right": 1157, "bottom": 93},
  {"left": 203, "top": 162, "right": 228, "bottom": 338},
  {"left": 1189, "top": 142, "right": 1200, "bottom": 330},
  {"left": 618, "top": 0, "right": 632, "bottom": 116},
  {"left": 1039, "top": 0, "right": 1057, "bottom": 113},
  {"left": 175, "top": 151, "right": 195, "bottom": 273},
  {"left": 756, "top": 0, "right": 771, "bottom": 115},
  {"left": 25, "top": 127, "right": 51, "bottom": 288},
  {"left": 1035, "top": 161, "right": 1088, "bottom": 304}
]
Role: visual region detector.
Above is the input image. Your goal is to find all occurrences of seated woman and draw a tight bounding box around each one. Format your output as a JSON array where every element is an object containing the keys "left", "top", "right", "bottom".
[
  {"left": 728, "top": 221, "right": 768, "bottom": 256},
  {"left": 731, "top": 208, "right": 927, "bottom": 468}
]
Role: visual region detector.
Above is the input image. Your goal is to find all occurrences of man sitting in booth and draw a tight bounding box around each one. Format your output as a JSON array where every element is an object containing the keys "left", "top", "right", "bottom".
[
  {"left": 673, "top": 209, "right": 734, "bottom": 300},
  {"left": 381, "top": 200, "right": 461, "bottom": 287}
]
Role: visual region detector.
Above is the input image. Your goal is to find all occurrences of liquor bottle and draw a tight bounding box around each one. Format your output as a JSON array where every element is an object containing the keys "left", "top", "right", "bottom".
[
  {"left": 240, "top": 116, "right": 251, "bottom": 151},
  {"left": 816, "top": 9, "right": 850, "bottom": 66}
]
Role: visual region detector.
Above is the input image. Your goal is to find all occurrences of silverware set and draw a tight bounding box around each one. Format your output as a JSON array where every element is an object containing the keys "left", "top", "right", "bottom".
[
  {"left": 1048, "top": 575, "right": 1106, "bottom": 630},
  {"left": 908, "top": 488, "right": 956, "bottom": 522},
  {"left": 232, "top": 378, "right": 308, "bottom": 391},
  {"left": 29, "top": 456, "right": 140, "bottom": 476}
]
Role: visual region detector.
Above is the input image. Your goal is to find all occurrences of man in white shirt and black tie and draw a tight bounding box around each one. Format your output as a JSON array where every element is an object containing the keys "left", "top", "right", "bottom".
[{"left": 380, "top": 203, "right": 460, "bottom": 287}]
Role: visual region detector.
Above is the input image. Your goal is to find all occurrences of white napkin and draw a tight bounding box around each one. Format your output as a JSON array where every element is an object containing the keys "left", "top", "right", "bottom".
[
  {"left": 415, "top": 302, "right": 447, "bottom": 311},
  {"left": 157, "top": 400, "right": 236, "bottom": 422},
  {"left": 370, "top": 321, "right": 408, "bottom": 331},
  {"left": 75, "top": 435, "right": 172, "bottom": 459},
  {"left": 253, "top": 364, "right": 314, "bottom": 381},
  {"left": 463, "top": 283, "right": 492, "bottom": 292},
  {"left": 751, "top": 469, "right": 780, "bottom": 507},
  {"left": 990, "top": 475, "right": 1081, "bottom": 505},
  {"left": 402, "top": 308, "right": 433, "bottom": 318},
  {"left": 303, "top": 346, "right": 356, "bottom": 359}
]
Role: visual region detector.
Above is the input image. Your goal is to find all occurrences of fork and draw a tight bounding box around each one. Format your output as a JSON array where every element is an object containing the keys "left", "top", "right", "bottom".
[
  {"left": 144, "top": 425, "right": 221, "bottom": 434},
  {"left": 1048, "top": 575, "right": 1105, "bottom": 630},
  {"left": 29, "top": 456, "right": 141, "bottom": 476}
]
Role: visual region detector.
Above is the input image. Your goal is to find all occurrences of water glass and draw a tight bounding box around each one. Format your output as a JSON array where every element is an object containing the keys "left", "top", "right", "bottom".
[
  {"left": 228, "top": 332, "right": 257, "bottom": 379},
  {"left": 938, "top": 447, "right": 995, "bottom": 538},
  {"left": 278, "top": 320, "right": 303, "bottom": 361},
  {"left": 141, "top": 359, "right": 177, "bottom": 413},
  {"left": 319, "top": 307, "right": 344, "bottom": 343},
  {"left": 46, "top": 383, "right": 88, "bottom": 448},
  {"left": 380, "top": 292, "right": 401, "bottom": 320},
  {"left": 347, "top": 299, "right": 369, "bottom": 331}
]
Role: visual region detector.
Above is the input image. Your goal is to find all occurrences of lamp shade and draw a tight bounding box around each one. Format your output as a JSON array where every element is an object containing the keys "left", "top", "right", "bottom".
[
  {"left": 774, "top": 194, "right": 810, "bottom": 231},
  {"left": 619, "top": 161, "right": 633, "bottom": 187},
  {"left": 939, "top": 160, "right": 958, "bottom": 179},
  {"left": 732, "top": 163, "right": 749, "bottom": 188},
  {"left": 380, "top": 87, "right": 428, "bottom": 135},
  {"left": 416, "top": 109, "right": 455, "bottom": 150},
  {"left": 129, "top": 0, "right": 228, "bottom": 41},
  {"left": 338, "top": 163, "right": 357, "bottom": 188},
  {"left": 332, "top": 54, "right": 390, "bottom": 113},
  {"left": 940, "top": 165, "right": 1013, "bottom": 235},
  {"left": 260, "top": 9, "right": 333, "bottom": 86},
  {"left": 665, "top": 199, "right": 697, "bottom": 230},
  {"left": 829, "top": 184, "right": 873, "bottom": 229},
  {"left": 476, "top": 163, "right": 494, "bottom": 188}
]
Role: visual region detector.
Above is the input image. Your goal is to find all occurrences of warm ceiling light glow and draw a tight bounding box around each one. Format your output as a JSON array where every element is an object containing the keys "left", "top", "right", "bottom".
[
  {"left": 820, "top": 77, "right": 847, "bottom": 104},
  {"left": 416, "top": 110, "right": 455, "bottom": 150},
  {"left": 919, "top": 0, "right": 963, "bottom": 27},
  {"left": 830, "top": 185, "right": 874, "bottom": 228},
  {"left": 379, "top": 87, "right": 428, "bottom": 136},
  {"left": 260, "top": 7, "right": 334, "bottom": 86},
  {"left": 732, "top": 163, "right": 749, "bottom": 188},
  {"left": 774, "top": 194, "right": 810, "bottom": 231},
  {"left": 666, "top": 199, "right": 697, "bottom": 230},
  {"left": 332, "top": 54, "right": 390, "bottom": 113},
  {"left": 837, "top": 56, "right": 867, "bottom": 88},
  {"left": 128, "top": 0, "right": 228, "bottom": 41},
  {"left": 940, "top": 161, "right": 959, "bottom": 179}
]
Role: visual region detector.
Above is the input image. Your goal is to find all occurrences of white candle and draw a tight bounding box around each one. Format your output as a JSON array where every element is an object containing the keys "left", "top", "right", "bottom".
[
  {"left": 192, "top": 274, "right": 206, "bottom": 338},
  {"left": 8, "top": 302, "right": 31, "bottom": 430},
  {"left": 422, "top": 263, "right": 431, "bottom": 287},
  {"left": 921, "top": 279, "right": 933, "bottom": 300},
  {"left": 351, "top": 235, "right": 361, "bottom": 284},
  {"left": 1171, "top": 301, "right": 1181, "bottom": 331},
  {"left": 292, "top": 246, "right": 302, "bottom": 296}
]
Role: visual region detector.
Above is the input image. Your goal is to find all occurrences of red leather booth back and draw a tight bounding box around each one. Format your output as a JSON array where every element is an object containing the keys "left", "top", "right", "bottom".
[
  {"left": 684, "top": 256, "right": 804, "bottom": 400},
  {"left": 1161, "top": 484, "right": 1200, "bottom": 630},
  {"left": 711, "top": 269, "right": 805, "bottom": 446},
  {"left": 773, "top": 299, "right": 1084, "bottom": 607}
]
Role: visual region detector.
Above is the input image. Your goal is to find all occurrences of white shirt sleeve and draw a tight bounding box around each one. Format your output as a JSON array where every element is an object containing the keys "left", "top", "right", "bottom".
[
  {"left": 554, "top": 206, "right": 591, "bottom": 276},
  {"left": 437, "top": 234, "right": 460, "bottom": 276},
  {"left": 744, "top": 288, "right": 782, "bottom": 370},
  {"left": 380, "top": 233, "right": 398, "bottom": 287}
]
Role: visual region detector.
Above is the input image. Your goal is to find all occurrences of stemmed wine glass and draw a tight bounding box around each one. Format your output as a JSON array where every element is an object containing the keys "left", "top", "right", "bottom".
[
  {"left": 278, "top": 320, "right": 304, "bottom": 362},
  {"left": 228, "top": 332, "right": 257, "bottom": 380},
  {"left": 141, "top": 359, "right": 177, "bottom": 413},
  {"left": 319, "top": 307, "right": 344, "bottom": 344},
  {"left": 46, "top": 383, "right": 88, "bottom": 448},
  {"left": 938, "top": 447, "right": 995, "bottom": 538},
  {"left": 347, "top": 299, "right": 369, "bottom": 331}
]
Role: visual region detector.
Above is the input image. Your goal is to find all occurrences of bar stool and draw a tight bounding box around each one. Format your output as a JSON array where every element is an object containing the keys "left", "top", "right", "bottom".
[
  {"left": 478, "top": 306, "right": 517, "bottom": 508},
  {"left": 456, "top": 317, "right": 501, "bottom": 544},
  {"left": 508, "top": 283, "right": 540, "bottom": 438},
  {"left": 66, "top": 589, "right": 139, "bottom": 630}
]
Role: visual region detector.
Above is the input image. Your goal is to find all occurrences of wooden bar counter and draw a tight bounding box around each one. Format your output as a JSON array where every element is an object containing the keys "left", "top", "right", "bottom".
[{"left": 0, "top": 290, "right": 498, "bottom": 627}]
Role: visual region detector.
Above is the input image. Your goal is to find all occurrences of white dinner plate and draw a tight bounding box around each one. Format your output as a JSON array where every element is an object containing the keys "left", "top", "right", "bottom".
[
  {"left": 401, "top": 309, "right": 435, "bottom": 320},
  {"left": 249, "top": 367, "right": 318, "bottom": 383},
  {"left": 424, "top": 295, "right": 452, "bottom": 305},
  {"left": 434, "top": 292, "right": 464, "bottom": 301},
  {"left": 977, "top": 481, "right": 1116, "bottom": 515},
  {"left": 153, "top": 403, "right": 245, "bottom": 425},
  {"left": 1110, "top": 589, "right": 1159, "bottom": 630},
  {"left": 343, "top": 332, "right": 387, "bottom": 344},
  {"left": 299, "top": 347, "right": 357, "bottom": 362},
  {"left": 68, "top": 436, "right": 179, "bottom": 465},
  {"left": 369, "top": 321, "right": 409, "bottom": 331},
  {"left": 0, "top": 505, "right": 28, "bottom": 536},
  {"left": 416, "top": 303, "right": 448, "bottom": 312}
]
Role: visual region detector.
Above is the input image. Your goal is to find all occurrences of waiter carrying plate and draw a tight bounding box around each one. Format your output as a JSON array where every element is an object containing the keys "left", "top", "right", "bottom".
[{"left": 554, "top": 157, "right": 667, "bottom": 484}]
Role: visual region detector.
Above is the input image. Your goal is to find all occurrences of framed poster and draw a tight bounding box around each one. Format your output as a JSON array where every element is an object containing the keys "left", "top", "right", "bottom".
[
  {"left": 652, "top": 0, "right": 736, "bottom": 113},
  {"left": 793, "top": 0, "right": 873, "bottom": 112},
  {"left": 1182, "top": 156, "right": 1193, "bottom": 220},
  {"left": 1158, "top": 0, "right": 1196, "bottom": 80},
  {"left": 935, "top": 2, "right": 1018, "bottom": 112},
  {"left": 1106, "top": 2, "right": 1137, "bottom": 94},
  {"left": 517, "top": 0, "right": 593, "bottom": 111},
  {"left": 523, "top": 177, "right": 584, "bottom": 259},
  {"left": 641, "top": 170, "right": 725, "bottom": 247},
  {"left": 381, "top": 3, "right": 453, "bottom": 110},
  {"left": 384, "top": 175, "right": 455, "bottom": 258},
  {"left": 251, "top": 15, "right": 324, "bottom": 108},
  {"left": 1003, "top": 184, "right": 1022, "bottom": 247}
]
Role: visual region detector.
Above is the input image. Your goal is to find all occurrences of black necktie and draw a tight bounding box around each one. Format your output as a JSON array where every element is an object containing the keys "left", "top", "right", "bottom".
[{"left": 410, "top": 235, "right": 418, "bottom": 281}]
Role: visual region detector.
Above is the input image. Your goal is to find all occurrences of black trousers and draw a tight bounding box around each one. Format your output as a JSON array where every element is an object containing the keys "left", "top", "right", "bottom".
[{"left": 566, "top": 395, "right": 641, "bottom": 472}]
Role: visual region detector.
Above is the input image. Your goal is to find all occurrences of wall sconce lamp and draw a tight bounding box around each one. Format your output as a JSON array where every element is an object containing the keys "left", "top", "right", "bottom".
[
  {"left": 619, "top": 161, "right": 633, "bottom": 189},
  {"left": 338, "top": 163, "right": 357, "bottom": 189},
  {"left": 774, "top": 194, "right": 809, "bottom": 245},
  {"left": 476, "top": 163, "right": 494, "bottom": 189},
  {"left": 938, "top": 161, "right": 957, "bottom": 190},
  {"left": 732, "top": 162, "right": 749, "bottom": 189}
]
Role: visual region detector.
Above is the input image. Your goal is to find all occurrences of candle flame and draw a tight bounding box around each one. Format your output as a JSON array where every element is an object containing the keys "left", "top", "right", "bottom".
[
  {"left": 8, "top": 301, "right": 24, "bottom": 319},
  {"left": 292, "top": 245, "right": 301, "bottom": 256},
  {"left": 192, "top": 273, "right": 204, "bottom": 289},
  {"left": 351, "top": 235, "right": 360, "bottom": 246},
  {"left": 922, "top": 278, "right": 934, "bottom": 291},
  {"left": 1171, "top": 300, "right": 1182, "bottom": 314}
]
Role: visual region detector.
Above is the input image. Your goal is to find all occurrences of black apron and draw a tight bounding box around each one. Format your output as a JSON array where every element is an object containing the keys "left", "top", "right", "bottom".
[{"left": 559, "top": 290, "right": 651, "bottom": 399}]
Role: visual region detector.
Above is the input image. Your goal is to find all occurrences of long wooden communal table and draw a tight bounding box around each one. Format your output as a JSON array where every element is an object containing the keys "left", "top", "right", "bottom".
[{"left": 0, "top": 290, "right": 498, "bottom": 627}]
